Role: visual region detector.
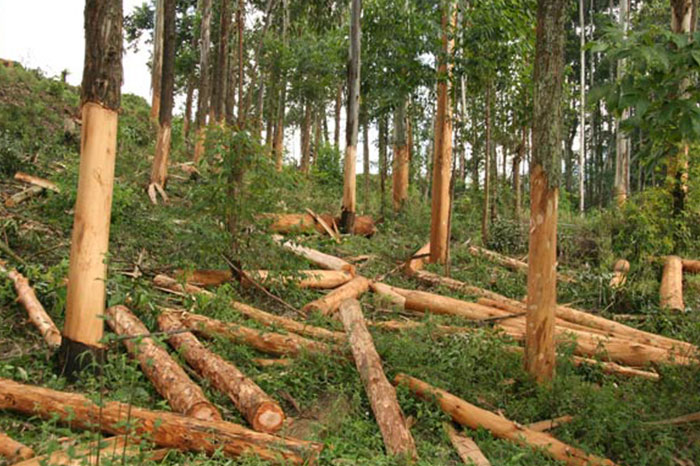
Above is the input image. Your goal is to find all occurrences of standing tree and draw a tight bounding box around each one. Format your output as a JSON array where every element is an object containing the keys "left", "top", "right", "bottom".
[
  {"left": 429, "top": 2, "right": 456, "bottom": 264},
  {"left": 614, "top": 0, "right": 630, "bottom": 206},
  {"left": 148, "top": 0, "right": 176, "bottom": 204},
  {"left": 193, "top": 0, "right": 213, "bottom": 163},
  {"left": 150, "top": 0, "right": 164, "bottom": 120},
  {"left": 340, "top": 0, "right": 362, "bottom": 232},
  {"left": 393, "top": 100, "right": 409, "bottom": 211},
  {"left": 60, "top": 0, "right": 123, "bottom": 376},
  {"left": 578, "top": 0, "right": 586, "bottom": 213},
  {"left": 211, "top": 0, "right": 231, "bottom": 124},
  {"left": 525, "top": 0, "right": 566, "bottom": 383}
]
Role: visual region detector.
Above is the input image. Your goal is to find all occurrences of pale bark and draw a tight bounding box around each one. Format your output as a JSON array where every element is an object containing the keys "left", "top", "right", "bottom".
[
  {"left": 0, "top": 431, "right": 34, "bottom": 462},
  {"left": 444, "top": 423, "right": 490, "bottom": 466},
  {"left": 193, "top": 0, "right": 212, "bottom": 162},
  {"left": 302, "top": 276, "right": 370, "bottom": 316},
  {"left": 614, "top": 0, "right": 631, "bottom": 206},
  {"left": 150, "top": 0, "right": 164, "bottom": 120},
  {"left": 393, "top": 100, "right": 409, "bottom": 211},
  {"left": 272, "top": 235, "right": 355, "bottom": 272},
  {"left": 14, "top": 172, "right": 60, "bottom": 192},
  {"left": 660, "top": 255, "right": 684, "bottom": 311},
  {"left": 610, "top": 259, "right": 630, "bottom": 288},
  {"left": 579, "top": 0, "right": 586, "bottom": 213}
]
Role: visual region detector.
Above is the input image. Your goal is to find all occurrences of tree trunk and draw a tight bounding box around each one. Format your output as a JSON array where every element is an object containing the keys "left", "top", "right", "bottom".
[
  {"left": 60, "top": 0, "right": 122, "bottom": 377},
  {"left": 525, "top": 0, "right": 566, "bottom": 384},
  {"left": 379, "top": 115, "right": 388, "bottom": 215},
  {"left": 513, "top": 127, "right": 525, "bottom": 219},
  {"left": 158, "top": 312, "right": 285, "bottom": 433},
  {"left": 340, "top": 0, "right": 362, "bottom": 233},
  {"left": 273, "top": 0, "right": 289, "bottom": 170},
  {"left": 614, "top": 0, "right": 630, "bottom": 206},
  {"left": 444, "top": 423, "right": 490, "bottom": 466},
  {"left": 105, "top": 305, "right": 222, "bottom": 421},
  {"left": 395, "top": 375, "right": 618, "bottom": 466},
  {"left": 334, "top": 83, "right": 342, "bottom": 150},
  {"left": 301, "top": 101, "right": 312, "bottom": 173},
  {"left": 481, "top": 84, "right": 492, "bottom": 243},
  {"left": 429, "top": 3, "right": 457, "bottom": 264},
  {"left": 363, "top": 121, "right": 370, "bottom": 210},
  {"left": 183, "top": 74, "right": 195, "bottom": 142},
  {"left": 272, "top": 235, "right": 355, "bottom": 272},
  {"left": 166, "top": 309, "right": 334, "bottom": 356},
  {"left": 211, "top": 0, "right": 231, "bottom": 123},
  {"left": 393, "top": 100, "right": 409, "bottom": 211},
  {"left": 660, "top": 255, "right": 684, "bottom": 311},
  {"left": 150, "top": 0, "right": 164, "bottom": 120},
  {"left": 193, "top": 0, "right": 213, "bottom": 163},
  {"left": 0, "top": 378, "right": 323, "bottom": 465},
  {"left": 148, "top": 0, "right": 176, "bottom": 203},
  {"left": 302, "top": 276, "right": 370, "bottom": 316},
  {"left": 236, "top": 0, "right": 244, "bottom": 126},
  {"left": 225, "top": 30, "right": 237, "bottom": 125},
  {"left": 579, "top": 0, "right": 586, "bottom": 213},
  {"left": 0, "top": 431, "right": 34, "bottom": 462},
  {"left": 339, "top": 300, "right": 418, "bottom": 460}
]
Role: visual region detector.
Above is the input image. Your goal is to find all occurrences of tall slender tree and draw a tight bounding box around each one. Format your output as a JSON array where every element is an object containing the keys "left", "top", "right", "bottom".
[
  {"left": 148, "top": 0, "right": 176, "bottom": 204},
  {"left": 273, "top": 0, "right": 289, "bottom": 171},
  {"left": 525, "top": 0, "right": 566, "bottom": 383},
  {"left": 340, "top": 0, "right": 362, "bottom": 232},
  {"left": 392, "top": 100, "right": 409, "bottom": 211},
  {"left": 211, "top": 0, "right": 231, "bottom": 124},
  {"left": 578, "top": 0, "right": 586, "bottom": 213},
  {"left": 614, "top": 0, "right": 630, "bottom": 206},
  {"left": 60, "top": 0, "right": 123, "bottom": 377},
  {"left": 193, "top": 0, "right": 213, "bottom": 163},
  {"left": 363, "top": 121, "right": 370, "bottom": 210},
  {"left": 150, "top": 0, "right": 164, "bottom": 120}
]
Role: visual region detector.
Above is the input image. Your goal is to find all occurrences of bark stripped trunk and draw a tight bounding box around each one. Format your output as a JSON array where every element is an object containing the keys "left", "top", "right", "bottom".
[
  {"left": 339, "top": 300, "right": 417, "bottom": 459},
  {"left": 302, "top": 276, "right": 370, "bottom": 316},
  {"left": 194, "top": 0, "right": 213, "bottom": 163},
  {"left": 340, "top": 0, "right": 362, "bottom": 233},
  {"left": 525, "top": 0, "right": 566, "bottom": 383},
  {"left": 150, "top": 0, "right": 164, "bottom": 120},
  {"left": 59, "top": 0, "right": 122, "bottom": 377},
  {"left": 660, "top": 255, "right": 684, "bottom": 311},
  {"left": 0, "top": 378, "right": 323, "bottom": 465},
  {"left": 158, "top": 312, "right": 285, "bottom": 433},
  {"left": 148, "top": 0, "right": 176, "bottom": 203},
  {"left": 393, "top": 100, "right": 409, "bottom": 211},
  {"left": 429, "top": 3, "right": 457, "bottom": 263},
  {"left": 0, "top": 431, "right": 34, "bottom": 462},
  {"left": 106, "top": 305, "right": 222, "bottom": 421}
]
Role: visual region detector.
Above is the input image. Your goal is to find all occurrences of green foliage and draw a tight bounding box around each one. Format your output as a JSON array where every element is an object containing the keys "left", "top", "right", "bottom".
[{"left": 311, "top": 142, "right": 343, "bottom": 186}]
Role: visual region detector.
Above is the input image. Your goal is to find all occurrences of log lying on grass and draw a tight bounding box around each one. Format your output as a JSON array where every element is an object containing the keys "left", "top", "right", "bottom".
[
  {"left": 339, "top": 300, "right": 417, "bottom": 459},
  {"left": 467, "top": 245, "right": 576, "bottom": 283},
  {"left": 175, "top": 268, "right": 233, "bottom": 286},
  {"left": 303, "top": 276, "right": 371, "bottom": 316},
  {"left": 231, "top": 300, "right": 346, "bottom": 343},
  {"left": 0, "top": 263, "right": 62, "bottom": 349},
  {"left": 158, "top": 312, "right": 285, "bottom": 433},
  {"left": 0, "top": 378, "right": 322, "bottom": 465},
  {"left": 394, "top": 374, "right": 618, "bottom": 466},
  {"left": 14, "top": 172, "right": 61, "bottom": 192},
  {"left": 660, "top": 255, "right": 684, "bottom": 311},
  {"left": 4, "top": 186, "right": 44, "bottom": 208},
  {"left": 263, "top": 213, "right": 376, "bottom": 237},
  {"left": 526, "top": 415, "right": 574, "bottom": 432},
  {"left": 175, "top": 268, "right": 353, "bottom": 289},
  {"left": 370, "top": 282, "right": 406, "bottom": 310},
  {"left": 272, "top": 235, "right": 355, "bottom": 272},
  {"left": 682, "top": 258, "right": 700, "bottom": 274},
  {"left": 105, "top": 305, "right": 222, "bottom": 422},
  {"left": 0, "top": 431, "right": 34, "bottom": 462},
  {"left": 444, "top": 423, "right": 490, "bottom": 466},
  {"left": 164, "top": 309, "right": 335, "bottom": 357},
  {"left": 154, "top": 273, "right": 214, "bottom": 296},
  {"left": 609, "top": 259, "right": 630, "bottom": 288},
  {"left": 253, "top": 358, "right": 294, "bottom": 367}
]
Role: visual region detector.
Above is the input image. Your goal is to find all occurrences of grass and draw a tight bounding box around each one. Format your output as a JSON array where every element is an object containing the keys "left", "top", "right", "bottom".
[{"left": 1, "top": 64, "right": 699, "bottom": 465}]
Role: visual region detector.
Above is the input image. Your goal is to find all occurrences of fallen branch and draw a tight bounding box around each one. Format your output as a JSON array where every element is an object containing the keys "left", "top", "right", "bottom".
[
  {"left": 0, "top": 262, "right": 61, "bottom": 349},
  {"left": 340, "top": 300, "right": 417, "bottom": 459},
  {"left": 444, "top": 423, "right": 490, "bottom": 465},
  {"left": 305, "top": 208, "right": 340, "bottom": 242},
  {"left": 303, "top": 276, "right": 371, "bottom": 316},
  {"left": 0, "top": 378, "right": 322, "bottom": 465},
  {"left": 159, "top": 312, "right": 285, "bottom": 433},
  {"left": 0, "top": 431, "right": 34, "bottom": 462},
  {"left": 105, "top": 305, "right": 222, "bottom": 421},
  {"left": 394, "top": 374, "right": 618, "bottom": 466},
  {"left": 14, "top": 172, "right": 60, "bottom": 193}
]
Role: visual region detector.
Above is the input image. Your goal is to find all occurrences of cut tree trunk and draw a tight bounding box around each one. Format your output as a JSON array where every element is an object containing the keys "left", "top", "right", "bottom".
[
  {"left": 153, "top": 273, "right": 214, "bottom": 296},
  {"left": 339, "top": 300, "right": 417, "bottom": 460},
  {"left": 610, "top": 259, "right": 630, "bottom": 288},
  {"left": 370, "top": 282, "right": 406, "bottom": 310},
  {"left": 682, "top": 258, "right": 700, "bottom": 273},
  {"left": 444, "top": 423, "right": 490, "bottom": 466},
  {"left": 388, "top": 285, "right": 511, "bottom": 321},
  {"left": 60, "top": 0, "right": 122, "bottom": 376},
  {"left": 4, "top": 186, "right": 44, "bottom": 207},
  {"left": 14, "top": 172, "right": 60, "bottom": 192},
  {"left": 164, "top": 309, "right": 335, "bottom": 357},
  {"left": 526, "top": 415, "right": 574, "bottom": 432},
  {"left": 105, "top": 305, "right": 222, "bottom": 421},
  {"left": 158, "top": 312, "right": 285, "bottom": 433},
  {"left": 394, "top": 374, "right": 618, "bottom": 466},
  {"left": 272, "top": 235, "right": 355, "bottom": 272},
  {"left": 660, "top": 255, "right": 684, "bottom": 311},
  {"left": 468, "top": 245, "right": 575, "bottom": 283},
  {"left": 429, "top": 4, "right": 457, "bottom": 264},
  {"left": 244, "top": 270, "right": 353, "bottom": 290},
  {"left": 1, "top": 263, "right": 61, "bottom": 349},
  {"left": 0, "top": 431, "right": 34, "bottom": 462},
  {"left": 253, "top": 358, "right": 293, "bottom": 367},
  {"left": 302, "top": 276, "right": 370, "bottom": 316},
  {"left": 0, "top": 378, "right": 322, "bottom": 465}
]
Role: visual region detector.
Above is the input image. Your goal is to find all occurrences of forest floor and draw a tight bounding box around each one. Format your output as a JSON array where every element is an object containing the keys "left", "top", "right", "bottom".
[{"left": 1, "top": 65, "right": 700, "bottom": 466}]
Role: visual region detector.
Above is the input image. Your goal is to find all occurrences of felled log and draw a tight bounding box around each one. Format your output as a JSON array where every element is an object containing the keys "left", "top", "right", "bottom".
[
  {"left": 370, "top": 282, "right": 406, "bottom": 310},
  {"left": 263, "top": 213, "right": 375, "bottom": 237},
  {"left": 305, "top": 208, "right": 340, "bottom": 242},
  {"left": 231, "top": 301, "right": 346, "bottom": 343},
  {"left": 5, "top": 186, "right": 44, "bottom": 207},
  {"left": 243, "top": 270, "right": 354, "bottom": 290},
  {"left": 253, "top": 358, "right": 294, "bottom": 367},
  {"left": 154, "top": 273, "right": 214, "bottom": 296},
  {"left": 609, "top": 259, "right": 630, "bottom": 288},
  {"left": 645, "top": 411, "right": 700, "bottom": 426},
  {"left": 0, "top": 264, "right": 61, "bottom": 349},
  {"left": 0, "top": 378, "right": 322, "bottom": 465},
  {"left": 526, "top": 415, "right": 574, "bottom": 432},
  {"left": 660, "top": 255, "right": 684, "bottom": 311},
  {"left": 105, "top": 305, "right": 222, "bottom": 421},
  {"left": 467, "top": 245, "right": 576, "bottom": 283},
  {"left": 272, "top": 235, "right": 355, "bottom": 273},
  {"left": 14, "top": 172, "right": 61, "bottom": 192},
  {"left": 444, "top": 423, "right": 490, "bottom": 466},
  {"left": 339, "top": 300, "right": 417, "bottom": 459},
  {"left": 388, "top": 285, "right": 512, "bottom": 321},
  {"left": 682, "top": 258, "right": 700, "bottom": 274},
  {"left": 413, "top": 270, "right": 696, "bottom": 355},
  {"left": 158, "top": 312, "right": 285, "bottom": 433},
  {"left": 174, "top": 269, "right": 233, "bottom": 286},
  {"left": 164, "top": 309, "right": 334, "bottom": 357},
  {"left": 0, "top": 431, "right": 34, "bottom": 462},
  {"left": 302, "top": 276, "right": 370, "bottom": 316},
  {"left": 394, "top": 374, "right": 618, "bottom": 466}
]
